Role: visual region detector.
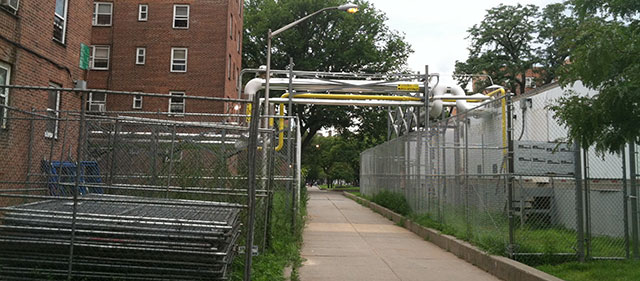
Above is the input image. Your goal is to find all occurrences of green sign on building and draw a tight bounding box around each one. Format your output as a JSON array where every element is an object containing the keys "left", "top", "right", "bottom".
[{"left": 79, "top": 43, "right": 90, "bottom": 70}]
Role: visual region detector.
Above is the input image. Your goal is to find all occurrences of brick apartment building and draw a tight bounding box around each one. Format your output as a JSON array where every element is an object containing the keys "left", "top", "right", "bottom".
[
  {"left": 87, "top": 0, "right": 243, "bottom": 115},
  {"left": 0, "top": 0, "right": 93, "bottom": 185}
]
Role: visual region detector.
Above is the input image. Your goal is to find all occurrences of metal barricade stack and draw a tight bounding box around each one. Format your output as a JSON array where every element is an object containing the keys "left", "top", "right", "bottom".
[{"left": 0, "top": 195, "right": 242, "bottom": 280}]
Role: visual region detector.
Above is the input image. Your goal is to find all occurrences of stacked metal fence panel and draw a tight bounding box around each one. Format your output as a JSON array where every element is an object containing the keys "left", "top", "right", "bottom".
[
  {"left": 0, "top": 86, "right": 299, "bottom": 280},
  {"left": 0, "top": 195, "right": 241, "bottom": 280},
  {"left": 361, "top": 84, "right": 640, "bottom": 263}
]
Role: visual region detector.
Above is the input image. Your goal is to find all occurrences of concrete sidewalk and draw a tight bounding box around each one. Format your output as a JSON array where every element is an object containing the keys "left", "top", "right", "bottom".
[{"left": 299, "top": 187, "right": 500, "bottom": 281}]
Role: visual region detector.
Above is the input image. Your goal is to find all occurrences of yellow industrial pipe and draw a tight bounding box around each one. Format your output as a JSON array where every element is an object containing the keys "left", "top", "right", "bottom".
[
  {"left": 280, "top": 92, "right": 422, "bottom": 101},
  {"left": 273, "top": 93, "right": 421, "bottom": 151},
  {"left": 487, "top": 87, "right": 506, "bottom": 97}
]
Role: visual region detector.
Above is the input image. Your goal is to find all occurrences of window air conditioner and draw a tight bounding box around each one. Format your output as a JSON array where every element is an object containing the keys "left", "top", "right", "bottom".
[
  {"left": 89, "top": 103, "right": 106, "bottom": 113},
  {"left": 1, "top": 0, "right": 19, "bottom": 12}
]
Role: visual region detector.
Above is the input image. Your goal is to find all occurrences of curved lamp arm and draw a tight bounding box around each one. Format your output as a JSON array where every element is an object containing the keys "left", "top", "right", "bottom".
[{"left": 271, "top": 3, "right": 358, "bottom": 37}]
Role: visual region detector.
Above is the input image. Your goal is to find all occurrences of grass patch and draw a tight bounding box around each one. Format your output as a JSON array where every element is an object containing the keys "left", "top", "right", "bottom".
[
  {"left": 370, "top": 190, "right": 412, "bottom": 216},
  {"left": 230, "top": 188, "right": 307, "bottom": 281},
  {"left": 350, "top": 191, "right": 631, "bottom": 280},
  {"left": 537, "top": 260, "right": 640, "bottom": 281}
]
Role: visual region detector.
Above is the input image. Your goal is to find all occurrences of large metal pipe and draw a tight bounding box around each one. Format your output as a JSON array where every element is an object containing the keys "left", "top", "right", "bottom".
[
  {"left": 265, "top": 98, "right": 424, "bottom": 107},
  {"left": 254, "top": 77, "right": 426, "bottom": 94},
  {"left": 242, "top": 77, "right": 501, "bottom": 121}
]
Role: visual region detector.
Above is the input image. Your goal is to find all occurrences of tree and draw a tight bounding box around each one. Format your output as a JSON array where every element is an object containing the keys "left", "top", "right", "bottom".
[
  {"left": 302, "top": 135, "right": 368, "bottom": 187},
  {"left": 536, "top": 3, "right": 576, "bottom": 84},
  {"left": 243, "top": 0, "right": 412, "bottom": 149},
  {"left": 454, "top": 4, "right": 539, "bottom": 94},
  {"left": 551, "top": 0, "right": 640, "bottom": 153}
]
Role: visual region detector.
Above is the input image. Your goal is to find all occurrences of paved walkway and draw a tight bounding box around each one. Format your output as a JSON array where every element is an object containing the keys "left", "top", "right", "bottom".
[{"left": 299, "top": 187, "right": 500, "bottom": 281}]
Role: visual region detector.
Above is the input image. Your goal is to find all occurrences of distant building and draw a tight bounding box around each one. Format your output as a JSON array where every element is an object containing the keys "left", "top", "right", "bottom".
[
  {"left": 86, "top": 0, "right": 243, "bottom": 115},
  {"left": 0, "top": 0, "right": 93, "bottom": 185}
]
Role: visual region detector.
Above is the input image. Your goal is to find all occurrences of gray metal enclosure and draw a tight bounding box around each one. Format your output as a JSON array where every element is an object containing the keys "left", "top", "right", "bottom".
[
  {"left": 0, "top": 86, "right": 300, "bottom": 280},
  {"left": 361, "top": 87, "right": 640, "bottom": 263}
]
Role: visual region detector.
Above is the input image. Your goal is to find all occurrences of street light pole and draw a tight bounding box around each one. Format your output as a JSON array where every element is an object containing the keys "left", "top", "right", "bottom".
[
  {"left": 263, "top": 3, "right": 358, "bottom": 128},
  {"left": 246, "top": 4, "right": 358, "bottom": 281},
  {"left": 264, "top": 29, "right": 272, "bottom": 129}
]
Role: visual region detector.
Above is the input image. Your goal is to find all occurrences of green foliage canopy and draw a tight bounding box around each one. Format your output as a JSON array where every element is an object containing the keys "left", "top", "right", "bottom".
[
  {"left": 454, "top": 4, "right": 539, "bottom": 94},
  {"left": 551, "top": 0, "right": 640, "bottom": 152}
]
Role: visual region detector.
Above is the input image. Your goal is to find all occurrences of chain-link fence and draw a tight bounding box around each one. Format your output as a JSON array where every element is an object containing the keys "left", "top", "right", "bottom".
[
  {"left": 361, "top": 91, "right": 640, "bottom": 265},
  {"left": 0, "top": 85, "right": 299, "bottom": 280}
]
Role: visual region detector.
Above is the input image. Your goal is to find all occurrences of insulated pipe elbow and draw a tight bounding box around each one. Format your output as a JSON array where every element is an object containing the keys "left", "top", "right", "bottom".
[{"left": 243, "top": 78, "right": 265, "bottom": 99}]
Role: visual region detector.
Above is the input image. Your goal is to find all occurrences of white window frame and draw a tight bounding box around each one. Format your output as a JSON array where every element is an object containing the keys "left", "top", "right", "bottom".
[
  {"left": 168, "top": 91, "right": 185, "bottom": 115},
  {"left": 170, "top": 48, "right": 187, "bottom": 72},
  {"left": 525, "top": 76, "right": 536, "bottom": 88},
  {"left": 45, "top": 82, "right": 61, "bottom": 139},
  {"left": 0, "top": 62, "right": 11, "bottom": 129},
  {"left": 133, "top": 95, "right": 143, "bottom": 109},
  {"left": 138, "top": 4, "right": 148, "bottom": 21},
  {"left": 86, "top": 92, "right": 107, "bottom": 112},
  {"left": 92, "top": 2, "right": 113, "bottom": 26},
  {"left": 90, "top": 45, "right": 110, "bottom": 70},
  {"left": 53, "top": 0, "right": 69, "bottom": 43},
  {"left": 173, "top": 5, "right": 189, "bottom": 29},
  {"left": 2, "top": 0, "right": 19, "bottom": 13},
  {"left": 136, "top": 47, "right": 146, "bottom": 65}
]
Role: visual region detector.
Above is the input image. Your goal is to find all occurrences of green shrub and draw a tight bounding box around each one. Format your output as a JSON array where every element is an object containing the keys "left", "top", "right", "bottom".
[{"left": 371, "top": 190, "right": 412, "bottom": 216}]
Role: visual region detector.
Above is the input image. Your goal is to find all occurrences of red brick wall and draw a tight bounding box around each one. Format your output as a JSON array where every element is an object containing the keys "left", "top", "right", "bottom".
[
  {"left": 87, "top": 0, "right": 243, "bottom": 115},
  {"left": 0, "top": 1, "right": 93, "bottom": 202}
]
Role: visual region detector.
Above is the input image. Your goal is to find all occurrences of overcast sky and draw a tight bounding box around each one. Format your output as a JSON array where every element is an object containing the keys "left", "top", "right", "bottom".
[{"left": 367, "top": 0, "right": 561, "bottom": 82}]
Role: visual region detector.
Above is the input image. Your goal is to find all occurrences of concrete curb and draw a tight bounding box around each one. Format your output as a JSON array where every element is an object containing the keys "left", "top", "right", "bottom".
[{"left": 342, "top": 192, "right": 563, "bottom": 281}]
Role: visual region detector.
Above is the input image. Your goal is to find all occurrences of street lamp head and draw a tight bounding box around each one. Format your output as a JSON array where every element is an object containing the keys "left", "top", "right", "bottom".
[{"left": 337, "top": 3, "right": 358, "bottom": 14}]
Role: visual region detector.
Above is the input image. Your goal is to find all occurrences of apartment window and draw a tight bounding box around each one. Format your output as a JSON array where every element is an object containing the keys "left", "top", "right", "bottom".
[
  {"left": 93, "top": 2, "right": 113, "bottom": 26},
  {"left": 525, "top": 76, "right": 536, "bottom": 88},
  {"left": 1, "top": 0, "right": 19, "bottom": 13},
  {"left": 230, "top": 14, "right": 233, "bottom": 39},
  {"left": 86, "top": 92, "right": 106, "bottom": 113},
  {"left": 0, "top": 62, "right": 11, "bottom": 129},
  {"left": 169, "top": 92, "right": 185, "bottom": 114},
  {"left": 228, "top": 55, "right": 232, "bottom": 80},
  {"left": 171, "top": 48, "right": 187, "bottom": 72},
  {"left": 45, "top": 83, "right": 61, "bottom": 139},
  {"left": 136, "top": 47, "right": 146, "bottom": 65},
  {"left": 90, "top": 46, "right": 110, "bottom": 70},
  {"left": 133, "top": 95, "right": 143, "bottom": 109},
  {"left": 138, "top": 4, "right": 148, "bottom": 21},
  {"left": 53, "top": 0, "right": 68, "bottom": 43},
  {"left": 237, "top": 31, "right": 241, "bottom": 53},
  {"left": 173, "top": 5, "right": 189, "bottom": 29}
]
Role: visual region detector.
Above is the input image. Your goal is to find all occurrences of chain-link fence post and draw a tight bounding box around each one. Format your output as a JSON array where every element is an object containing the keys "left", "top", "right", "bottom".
[
  {"left": 506, "top": 93, "right": 516, "bottom": 258},
  {"left": 583, "top": 150, "right": 592, "bottom": 259},
  {"left": 25, "top": 109, "right": 35, "bottom": 186},
  {"left": 165, "top": 124, "right": 177, "bottom": 198},
  {"left": 574, "top": 141, "right": 586, "bottom": 262},
  {"left": 107, "top": 119, "right": 120, "bottom": 186},
  {"left": 622, "top": 146, "right": 631, "bottom": 258},
  {"left": 263, "top": 130, "right": 276, "bottom": 250},
  {"left": 629, "top": 141, "right": 639, "bottom": 259},
  {"left": 67, "top": 90, "right": 86, "bottom": 280},
  {"left": 286, "top": 58, "right": 297, "bottom": 233},
  {"left": 151, "top": 127, "right": 159, "bottom": 185},
  {"left": 243, "top": 86, "right": 262, "bottom": 281},
  {"left": 464, "top": 117, "right": 471, "bottom": 239}
]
